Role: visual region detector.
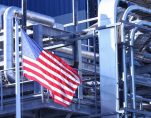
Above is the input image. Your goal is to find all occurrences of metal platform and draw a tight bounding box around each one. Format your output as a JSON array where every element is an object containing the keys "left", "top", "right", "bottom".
[
  {"left": 0, "top": 80, "right": 99, "bottom": 118},
  {"left": 0, "top": 20, "right": 100, "bottom": 118}
]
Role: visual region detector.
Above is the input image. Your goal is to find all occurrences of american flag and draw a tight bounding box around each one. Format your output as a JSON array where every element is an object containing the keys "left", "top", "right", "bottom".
[{"left": 22, "top": 30, "right": 81, "bottom": 107}]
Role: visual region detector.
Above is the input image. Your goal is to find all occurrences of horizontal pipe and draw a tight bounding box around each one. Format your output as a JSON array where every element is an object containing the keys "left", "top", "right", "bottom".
[
  {"left": 19, "top": 10, "right": 55, "bottom": 26},
  {"left": 64, "top": 17, "right": 98, "bottom": 27},
  {"left": 0, "top": 4, "right": 55, "bottom": 30},
  {"left": 122, "top": 5, "right": 151, "bottom": 21},
  {"left": 17, "top": 8, "right": 55, "bottom": 26},
  {"left": 55, "top": 47, "right": 99, "bottom": 61}
]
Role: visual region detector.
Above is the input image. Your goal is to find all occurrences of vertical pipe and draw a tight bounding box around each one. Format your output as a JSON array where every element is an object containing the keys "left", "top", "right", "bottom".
[
  {"left": 72, "top": 0, "right": 78, "bottom": 78},
  {"left": 3, "top": 7, "right": 15, "bottom": 83},
  {"left": 33, "top": 25, "right": 44, "bottom": 102},
  {"left": 121, "top": 6, "right": 151, "bottom": 117},
  {"left": 72, "top": 0, "right": 78, "bottom": 64},
  {"left": 97, "top": 0, "right": 100, "bottom": 6},
  {"left": 22, "top": 0, "right": 27, "bottom": 30},
  {"left": 130, "top": 29, "right": 136, "bottom": 118},
  {"left": 0, "top": 72, "right": 3, "bottom": 110},
  {"left": 72, "top": 0, "right": 78, "bottom": 32},
  {"left": 121, "top": 23, "right": 128, "bottom": 118},
  {"left": 4, "top": 6, "right": 55, "bottom": 83},
  {"left": 0, "top": 5, "right": 8, "bottom": 30},
  {"left": 72, "top": 0, "right": 83, "bottom": 107},
  {"left": 15, "top": 16, "right": 21, "bottom": 118},
  {"left": 86, "top": 0, "right": 90, "bottom": 51},
  {"left": 86, "top": 0, "right": 89, "bottom": 28},
  {"left": 93, "top": 32, "right": 97, "bottom": 113},
  {"left": 129, "top": 21, "right": 151, "bottom": 117}
]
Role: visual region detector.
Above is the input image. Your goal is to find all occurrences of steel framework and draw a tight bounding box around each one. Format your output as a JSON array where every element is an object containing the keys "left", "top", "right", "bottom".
[{"left": 0, "top": 0, "right": 150, "bottom": 118}]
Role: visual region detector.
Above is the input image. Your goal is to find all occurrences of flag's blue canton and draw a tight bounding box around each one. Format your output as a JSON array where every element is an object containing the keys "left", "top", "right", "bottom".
[{"left": 22, "top": 30, "right": 42, "bottom": 60}]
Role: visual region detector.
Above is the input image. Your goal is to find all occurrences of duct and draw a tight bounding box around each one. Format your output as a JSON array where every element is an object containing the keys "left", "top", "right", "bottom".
[
  {"left": 121, "top": 5, "right": 151, "bottom": 116},
  {"left": 3, "top": 6, "right": 55, "bottom": 83},
  {"left": 129, "top": 20, "right": 151, "bottom": 117}
]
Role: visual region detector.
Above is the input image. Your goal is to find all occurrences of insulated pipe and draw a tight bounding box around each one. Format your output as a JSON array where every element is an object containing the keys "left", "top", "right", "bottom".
[
  {"left": 19, "top": 10, "right": 55, "bottom": 26},
  {"left": 0, "top": 5, "right": 55, "bottom": 29},
  {"left": 129, "top": 21, "right": 151, "bottom": 117},
  {"left": 0, "top": 5, "right": 8, "bottom": 50},
  {"left": 3, "top": 7, "right": 16, "bottom": 82},
  {"left": 0, "top": 5, "right": 8, "bottom": 30},
  {"left": 121, "top": 5, "right": 151, "bottom": 118},
  {"left": 55, "top": 47, "right": 99, "bottom": 60},
  {"left": 4, "top": 6, "right": 55, "bottom": 82}
]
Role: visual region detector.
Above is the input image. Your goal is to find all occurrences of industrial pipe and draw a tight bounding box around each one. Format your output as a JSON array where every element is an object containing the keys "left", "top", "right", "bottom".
[
  {"left": 21, "top": 0, "right": 27, "bottom": 29},
  {"left": 129, "top": 20, "right": 151, "bottom": 116},
  {"left": 121, "top": 5, "right": 151, "bottom": 118},
  {"left": 3, "top": 7, "right": 16, "bottom": 82},
  {"left": 3, "top": 6, "right": 55, "bottom": 82},
  {"left": 0, "top": 5, "right": 8, "bottom": 51},
  {"left": 54, "top": 47, "right": 99, "bottom": 60},
  {"left": 0, "top": 5, "right": 8, "bottom": 30}
]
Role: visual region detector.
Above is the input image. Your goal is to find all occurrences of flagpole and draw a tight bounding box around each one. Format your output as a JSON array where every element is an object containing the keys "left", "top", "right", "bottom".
[{"left": 15, "top": 16, "right": 21, "bottom": 118}]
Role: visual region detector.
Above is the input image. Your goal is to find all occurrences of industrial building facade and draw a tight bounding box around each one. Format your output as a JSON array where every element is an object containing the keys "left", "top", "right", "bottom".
[{"left": 0, "top": 0, "right": 151, "bottom": 118}]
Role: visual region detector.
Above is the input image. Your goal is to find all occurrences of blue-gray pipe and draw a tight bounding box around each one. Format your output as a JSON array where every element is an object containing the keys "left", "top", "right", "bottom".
[
  {"left": 0, "top": 5, "right": 8, "bottom": 30},
  {"left": 130, "top": 21, "right": 151, "bottom": 112},
  {"left": 3, "top": 6, "right": 55, "bottom": 83},
  {"left": 3, "top": 7, "right": 16, "bottom": 83},
  {"left": 121, "top": 5, "right": 151, "bottom": 118}
]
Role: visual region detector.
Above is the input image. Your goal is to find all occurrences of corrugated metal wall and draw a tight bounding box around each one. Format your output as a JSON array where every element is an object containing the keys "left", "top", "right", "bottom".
[{"left": 0, "top": 0, "right": 86, "bottom": 17}]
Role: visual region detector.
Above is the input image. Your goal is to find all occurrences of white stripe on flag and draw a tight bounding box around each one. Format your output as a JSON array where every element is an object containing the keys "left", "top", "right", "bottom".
[
  {"left": 24, "top": 62, "right": 75, "bottom": 93},
  {"left": 54, "top": 95, "right": 70, "bottom": 105},
  {"left": 42, "top": 51, "right": 80, "bottom": 83},
  {"left": 23, "top": 70, "right": 73, "bottom": 100},
  {"left": 23, "top": 56, "right": 78, "bottom": 89},
  {"left": 39, "top": 55, "right": 79, "bottom": 85}
]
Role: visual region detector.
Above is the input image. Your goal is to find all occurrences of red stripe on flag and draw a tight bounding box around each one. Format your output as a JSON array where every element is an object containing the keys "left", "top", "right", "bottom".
[
  {"left": 23, "top": 67, "right": 73, "bottom": 102},
  {"left": 23, "top": 62, "right": 75, "bottom": 97},
  {"left": 37, "top": 56, "right": 79, "bottom": 86},
  {"left": 23, "top": 58, "right": 77, "bottom": 92},
  {"left": 23, "top": 73, "right": 53, "bottom": 94},
  {"left": 53, "top": 91, "right": 73, "bottom": 103},
  {"left": 45, "top": 50, "right": 79, "bottom": 76},
  {"left": 41, "top": 51, "right": 80, "bottom": 81},
  {"left": 53, "top": 97, "right": 70, "bottom": 107}
]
